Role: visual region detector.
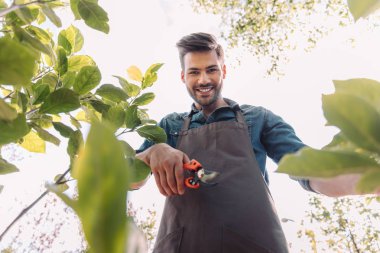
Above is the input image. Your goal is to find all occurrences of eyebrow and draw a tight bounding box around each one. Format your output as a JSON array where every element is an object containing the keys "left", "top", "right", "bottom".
[{"left": 187, "top": 65, "right": 219, "bottom": 71}]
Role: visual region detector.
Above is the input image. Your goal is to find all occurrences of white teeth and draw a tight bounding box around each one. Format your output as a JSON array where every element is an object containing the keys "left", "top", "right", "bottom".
[{"left": 197, "top": 87, "right": 212, "bottom": 92}]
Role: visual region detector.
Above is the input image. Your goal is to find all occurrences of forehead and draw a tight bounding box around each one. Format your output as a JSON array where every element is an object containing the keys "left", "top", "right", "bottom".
[{"left": 183, "top": 50, "right": 222, "bottom": 70}]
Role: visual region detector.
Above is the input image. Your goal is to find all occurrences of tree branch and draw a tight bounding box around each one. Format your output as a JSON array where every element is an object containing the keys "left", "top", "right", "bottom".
[
  {"left": 0, "top": 0, "right": 57, "bottom": 17},
  {"left": 0, "top": 166, "right": 71, "bottom": 241}
]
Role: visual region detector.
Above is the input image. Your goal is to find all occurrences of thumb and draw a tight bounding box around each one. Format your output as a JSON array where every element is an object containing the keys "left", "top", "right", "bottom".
[{"left": 182, "top": 153, "right": 190, "bottom": 164}]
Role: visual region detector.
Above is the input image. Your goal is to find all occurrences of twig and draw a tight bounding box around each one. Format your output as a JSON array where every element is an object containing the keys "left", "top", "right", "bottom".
[
  {"left": 0, "top": 0, "right": 57, "bottom": 17},
  {"left": 0, "top": 166, "right": 71, "bottom": 241}
]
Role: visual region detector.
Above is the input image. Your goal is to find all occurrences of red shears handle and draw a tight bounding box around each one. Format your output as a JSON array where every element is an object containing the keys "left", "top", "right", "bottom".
[{"left": 183, "top": 159, "right": 202, "bottom": 189}]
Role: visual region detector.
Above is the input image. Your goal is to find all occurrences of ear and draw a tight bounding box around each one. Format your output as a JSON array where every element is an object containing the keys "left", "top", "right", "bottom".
[
  {"left": 222, "top": 64, "right": 227, "bottom": 79},
  {"left": 181, "top": 70, "right": 185, "bottom": 83}
]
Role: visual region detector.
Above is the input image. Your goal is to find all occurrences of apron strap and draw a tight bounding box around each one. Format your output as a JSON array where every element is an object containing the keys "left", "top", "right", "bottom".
[{"left": 181, "top": 100, "right": 246, "bottom": 131}]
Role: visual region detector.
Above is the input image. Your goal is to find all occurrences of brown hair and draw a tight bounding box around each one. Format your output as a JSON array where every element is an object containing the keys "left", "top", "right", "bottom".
[{"left": 176, "top": 32, "right": 224, "bottom": 69}]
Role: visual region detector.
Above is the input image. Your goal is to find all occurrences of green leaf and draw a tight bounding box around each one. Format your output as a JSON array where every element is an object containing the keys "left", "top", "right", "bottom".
[
  {"left": 71, "top": 121, "right": 128, "bottom": 253},
  {"left": 32, "top": 124, "right": 60, "bottom": 146},
  {"left": 31, "top": 114, "right": 53, "bottom": 129},
  {"left": 95, "top": 84, "right": 128, "bottom": 102},
  {"left": 89, "top": 99, "right": 110, "bottom": 113},
  {"left": 58, "top": 25, "right": 84, "bottom": 54},
  {"left": 32, "top": 83, "right": 50, "bottom": 105},
  {"left": 146, "top": 63, "right": 164, "bottom": 74},
  {"left": 0, "top": 0, "right": 8, "bottom": 8},
  {"left": 0, "top": 158, "right": 19, "bottom": 175},
  {"left": 0, "top": 114, "right": 30, "bottom": 145},
  {"left": 14, "top": 4, "right": 37, "bottom": 24},
  {"left": 127, "top": 66, "right": 143, "bottom": 82},
  {"left": 0, "top": 37, "right": 37, "bottom": 85},
  {"left": 17, "top": 92, "right": 28, "bottom": 113},
  {"left": 61, "top": 71, "right": 76, "bottom": 89},
  {"left": 356, "top": 170, "right": 380, "bottom": 194},
  {"left": 74, "top": 65, "right": 101, "bottom": 95},
  {"left": 132, "top": 92, "right": 155, "bottom": 106},
  {"left": 0, "top": 99, "right": 17, "bottom": 121},
  {"left": 102, "top": 106, "right": 125, "bottom": 129},
  {"left": 277, "top": 147, "right": 380, "bottom": 178},
  {"left": 14, "top": 26, "right": 54, "bottom": 60},
  {"left": 67, "top": 130, "right": 83, "bottom": 160},
  {"left": 70, "top": 0, "right": 81, "bottom": 20},
  {"left": 40, "top": 73, "right": 59, "bottom": 90},
  {"left": 333, "top": 79, "right": 380, "bottom": 114},
  {"left": 70, "top": 115, "right": 82, "bottom": 129},
  {"left": 323, "top": 132, "right": 356, "bottom": 151},
  {"left": 130, "top": 158, "right": 151, "bottom": 183},
  {"left": 41, "top": 4, "right": 62, "bottom": 27},
  {"left": 56, "top": 47, "right": 68, "bottom": 76},
  {"left": 347, "top": 0, "right": 380, "bottom": 20},
  {"left": 322, "top": 93, "right": 380, "bottom": 153},
  {"left": 68, "top": 55, "right": 96, "bottom": 72},
  {"left": 39, "top": 88, "right": 81, "bottom": 114},
  {"left": 19, "top": 130, "right": 45, "bottom": 153},
  {"left": 125, "top": 105, "right": 141, "bottom": 129},
  {"left": 137, "top": 125, "right": 167, "bottom": 143},
  {"left": 113, "top": 75, "right": 140, "bottom": 97},
  {"left": 53, "top": 122, "right": 74, "bottom": 138},
  {"left": 119, "top": 140, "right": 135, "bottom": 158},
  {"left": 78, "top": 0, "right": 110, "bottom": 34},
  {"left": 142, "top": 72, "right": 157, "bottom": 89},
  {"left": 26, "top": 26, "right": 52, "bottom": 45}
]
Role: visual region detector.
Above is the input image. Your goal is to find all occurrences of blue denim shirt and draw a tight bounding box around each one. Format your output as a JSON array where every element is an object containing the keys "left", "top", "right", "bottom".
[{"left": 137, "top": 98, "right": 314, "bottom": 192}]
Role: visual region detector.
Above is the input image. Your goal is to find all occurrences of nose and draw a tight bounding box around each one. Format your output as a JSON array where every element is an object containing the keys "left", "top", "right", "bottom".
[{"left": 198, "top": 71, "right": 210, "bottom": 85}]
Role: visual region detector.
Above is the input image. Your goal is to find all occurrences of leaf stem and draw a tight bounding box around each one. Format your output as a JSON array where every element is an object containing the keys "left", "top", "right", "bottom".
[{"left": 0, "top": 166, "right": 71, "bottom": 241}]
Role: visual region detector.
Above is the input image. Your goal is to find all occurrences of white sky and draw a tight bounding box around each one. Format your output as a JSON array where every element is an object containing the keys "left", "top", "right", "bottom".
[{"left": 1, "top": 0, "right": 380, "bottom": 251}]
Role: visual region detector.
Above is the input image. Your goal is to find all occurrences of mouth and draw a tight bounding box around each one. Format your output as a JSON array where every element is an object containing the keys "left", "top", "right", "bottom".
[{"left": 196, "top": 86, "right": 214, "bottom": 95}]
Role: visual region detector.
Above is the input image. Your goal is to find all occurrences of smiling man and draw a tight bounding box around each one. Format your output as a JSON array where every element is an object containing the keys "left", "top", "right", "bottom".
[{"left": 136, "top": 32, "right": 372, "bottom": 253}]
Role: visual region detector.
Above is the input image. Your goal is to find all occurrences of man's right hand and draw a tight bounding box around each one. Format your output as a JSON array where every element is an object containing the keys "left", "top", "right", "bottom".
[{"left": 136, "top": 143, "right": 190, "bottom": 196}]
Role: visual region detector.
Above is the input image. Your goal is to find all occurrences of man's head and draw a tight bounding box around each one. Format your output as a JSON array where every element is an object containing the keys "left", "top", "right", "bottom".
[{"left": 176, "top": 32, "right": 224, "bottom": 70}]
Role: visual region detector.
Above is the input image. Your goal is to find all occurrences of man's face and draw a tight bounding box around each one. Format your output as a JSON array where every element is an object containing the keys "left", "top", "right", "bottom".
[{"left": 181, "top": 50, "right": 226, "bottom": 109}]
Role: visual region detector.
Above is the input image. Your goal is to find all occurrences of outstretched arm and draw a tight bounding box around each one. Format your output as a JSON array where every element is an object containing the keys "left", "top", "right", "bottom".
[{"left": 136, "top": 143, "right": 190, "bottom": 196}]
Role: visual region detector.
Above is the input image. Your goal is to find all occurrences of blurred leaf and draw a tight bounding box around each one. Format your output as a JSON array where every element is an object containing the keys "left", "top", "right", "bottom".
[
  {"left": 19, "top": 130, "right": 45, "bottom": 153},
  {"left": 333, "top": 79, "right": 380, "bottom": 114},
  {"left": 102, "top": 106, "right": 125, "bottom": 129},
  {"left": 0, "top": 37, "right": 37, "bottom": 85},
  {"left": 14, "top": 26, "right": 54, "bottom": 60},
  {"left": 17, "top": 92, "right": 28, "bottom": 113},
  {"left": 347, "top": 0, "right": 380, "bottom": 20},
  {"left": 96, "top": 84, "right": 128, "bottom": 102},
  {"left": 68, "top": 55, "right": 96, "bottom": 72},
  {"left": 132, "top": 92, "right": 155, "bottom": 106},
  {"left": 323, "top": 93, "right": 380, "bottom": 153},
  {"left": 39, "top": 88, "right": 81, "bottom": 114},
  {"left": 356, "top": 170, "right": 380, "bottom": 194},
  {"left": 130, "top": 158, "right": 151, "bottom": 184},
  {"left": 146, "top": 63, "right": 164, "bottom": 74},
  {"left": 71, "top": 121, "right": 128, "bottom": 253},
  {"left": 32, "top": 83, "right": 50, "bottom": 105},
  {"left": 56, "top": 46, "right": 68, "bottom": 76},
  {"left": 14, "top": 4, "right": 37, "bottom": 24},
  {"left": 26, "top": 25, "right": 52, "bottom": 45},
  {"left": 127, "top": 66, "right": 143, "bottom": 82},
  {"left": 142, "top": 72, "right": 157, "bottom": 89},
  {"left": 0, "top": 113, "right": 30, "bottom": 145},
  {"left": 53, "top": 122, "right": 74, "bottom": 138},
  {"left": 70, "top": 114, "right": 82, "bottom": 129},
  {"left": 0, "top": 0, "right": 8, "bottom": 8},
  {"left": 137, "top": 125, "right": 167, "bottom": 143},
  {"left": 51, "top": 174, "right": 69, "bottom": 193},
  {"left": 114, "top": 75, "right": 140, "bottom": 97},
  {"left": 0, "top": 185, "right": 3, "bottom": 194},
  {"left": 125, "top": 105, "right": 141, "bottom": 129},
  {"left": 32, "top": 124, "right": 60, "bottom": 146},
  {"left": 31, "top": 114, "right": 53, "bottom": 128},
  {"left": 0, "top": 158, "right": 19, "bottom": 175},
  {"left": 61, "top": 71, "right": 76, "bottom": 89},
  {"left": 67, "top": 130, "right": 83, "bottom": 160},
  {"left": 323, "top": 132, "right": 356, "bottom": 150},
  {"left": 70, "top": 0, "right": 81, "bottom": 19},
  {"left": 41, "top": 4, "right": 62, "bottom": 27},
  {"left": 89, "top": 99, "right": 110, "bottom": 113},
  {"left": 277, "top": 147, "right": 380, "bottom": 178},
  {"left": 120, "top": 140, "right": 135, "bottom": 158},
  {"left": 40, "top": 72, "right": 58, "bottom": 90},
  {"left": 0, "top": 98, "right": 17, "bottom": 121},
  {"left": 58, "top": 25, "right": 84, "bottom": 54},
  {"left": 78, "top": 0, "right": 110, "bottom": 34},
  {"left": 74, "top": 65, "right": 101, "bottom": 95}
]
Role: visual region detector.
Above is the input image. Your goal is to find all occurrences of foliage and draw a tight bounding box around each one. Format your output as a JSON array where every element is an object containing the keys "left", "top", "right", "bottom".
[
  {"left": 277, "top": 2, "right": 380, "bottom": 194},
  {"left": 0, "top": 0, "right": 165, "bottom": 251},
  {"left": 191, "top": 0, "right": 354, "bottom": 75},
  {"left": 297, "top": 195, "right": 380, "bottom": 252}
]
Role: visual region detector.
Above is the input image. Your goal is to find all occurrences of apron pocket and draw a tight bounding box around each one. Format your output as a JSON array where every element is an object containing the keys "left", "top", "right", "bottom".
[
  {"left": 222, "top": 226, "right": 270, "bottom": 253},
  {"left": 153, "top": 227, "right": 184, "bottom": 253}
]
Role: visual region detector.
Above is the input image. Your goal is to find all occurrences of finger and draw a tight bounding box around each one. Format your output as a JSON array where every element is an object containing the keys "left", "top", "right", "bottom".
[
  {"left": 182, "top": 153, "right": 190, "bottom": 164},
  {"left": 152, "top": 171, "right": 167, "bottom": 196},
  {"left": 165, "top": 164, "right": 178, "bottom": 195},
  {"left": 159, "top": 170, "right": 173, "bottom": 196},
  {"left": 174, "top": 160, "right": 185, "bottom": 195}
]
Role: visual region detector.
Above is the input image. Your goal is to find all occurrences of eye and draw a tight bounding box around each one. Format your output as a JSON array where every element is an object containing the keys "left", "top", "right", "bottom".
[
  {"left": 188, "top": 70, "right": 199, "bottom": 75},
  {"left": 207, "top": 68, "right": 218, "bottom": 73}
]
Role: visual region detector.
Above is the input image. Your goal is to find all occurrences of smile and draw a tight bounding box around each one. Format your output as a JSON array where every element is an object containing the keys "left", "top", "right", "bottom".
[{"left": 196, "top": 86, "right": 213, "bottom": 93}]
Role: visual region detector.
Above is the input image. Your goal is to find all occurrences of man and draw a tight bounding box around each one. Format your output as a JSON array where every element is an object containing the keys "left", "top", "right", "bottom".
[{"left": 136, "top": 33, "right": 371, "bottom": 253}]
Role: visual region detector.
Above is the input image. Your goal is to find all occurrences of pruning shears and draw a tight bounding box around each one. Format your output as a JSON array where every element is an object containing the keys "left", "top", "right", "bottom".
[{"left": 183, "top": 159, "right": 219, "bottom": 189}]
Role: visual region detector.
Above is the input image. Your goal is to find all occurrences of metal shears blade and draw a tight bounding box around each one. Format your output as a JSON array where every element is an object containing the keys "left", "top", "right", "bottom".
[{"left": 183, "top": 159, "right": 219, "bottom": 189}]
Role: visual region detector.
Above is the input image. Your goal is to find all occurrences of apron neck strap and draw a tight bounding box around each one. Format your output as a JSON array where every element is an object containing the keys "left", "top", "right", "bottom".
[{"left": 181, "top": 100, "right": 245, "bottom": 131}]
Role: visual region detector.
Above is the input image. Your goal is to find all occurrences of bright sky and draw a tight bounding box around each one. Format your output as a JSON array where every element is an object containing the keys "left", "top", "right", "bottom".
[{"left": 1, "top": 0, "right": 380, "bottom": 251}]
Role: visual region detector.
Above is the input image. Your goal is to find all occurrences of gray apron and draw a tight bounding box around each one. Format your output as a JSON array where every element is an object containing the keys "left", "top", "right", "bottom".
[{"left": 153, "top": 104, "right": 289, "bottom": 253}]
